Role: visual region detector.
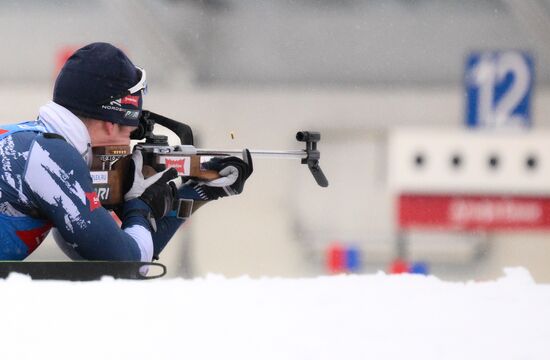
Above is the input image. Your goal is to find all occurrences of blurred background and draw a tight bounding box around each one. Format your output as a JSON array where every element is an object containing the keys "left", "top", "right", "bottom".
[{"left": 3, "top": 0, "right": 550, "bottom": 281}]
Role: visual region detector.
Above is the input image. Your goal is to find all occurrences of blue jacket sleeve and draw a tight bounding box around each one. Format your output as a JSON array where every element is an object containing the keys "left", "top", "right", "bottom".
[
  {"left": 151, "top": 215, "right": 185, "bottom": 258},
  {"left": 23, "top": 135, "right": 154, "bottom": 261},
  {"left": 148, "top": 184, "right": 204, "bottom": 257}
]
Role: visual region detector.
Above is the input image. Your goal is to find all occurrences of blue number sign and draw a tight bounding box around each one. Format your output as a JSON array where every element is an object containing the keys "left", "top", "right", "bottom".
[{"left": 465, "top": 51, "right": 534, "bottom": 128}]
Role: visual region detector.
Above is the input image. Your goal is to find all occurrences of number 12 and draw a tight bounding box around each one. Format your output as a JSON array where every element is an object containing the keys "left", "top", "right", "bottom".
[{"left": 467, "top": 52, "right": 533, "bottom": 128}]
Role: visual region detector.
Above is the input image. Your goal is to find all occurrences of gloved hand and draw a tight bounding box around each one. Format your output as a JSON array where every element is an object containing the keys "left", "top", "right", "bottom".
[
  {"left": 124, "top": 151, "right": 178, "bottom": 219},
  {"left": 193, "top": 149, "right": 253, "bottom": 200}
]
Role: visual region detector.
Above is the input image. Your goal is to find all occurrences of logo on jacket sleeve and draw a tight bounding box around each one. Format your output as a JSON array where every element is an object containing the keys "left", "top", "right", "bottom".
[{"left": 85, "top": 192, "right": 102, "bottom": 212}]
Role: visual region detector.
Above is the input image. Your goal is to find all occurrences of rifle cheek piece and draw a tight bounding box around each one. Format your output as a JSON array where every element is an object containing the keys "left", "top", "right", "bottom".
[{"left": 296, "top": 131, "right": 329, "bottom": 188}]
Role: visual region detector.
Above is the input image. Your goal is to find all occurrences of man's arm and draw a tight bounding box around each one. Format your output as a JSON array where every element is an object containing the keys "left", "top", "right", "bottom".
[
  {"left": 23, "top": 135, "right": 154, "bottom": 261},
  {"left": 150, "top": 154, "right": 253, "bottom": 258}
]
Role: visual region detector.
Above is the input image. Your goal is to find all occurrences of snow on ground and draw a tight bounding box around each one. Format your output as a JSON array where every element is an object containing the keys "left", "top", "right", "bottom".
[{"left": 1, "top": 268, "right": 549, "bottom": 360}]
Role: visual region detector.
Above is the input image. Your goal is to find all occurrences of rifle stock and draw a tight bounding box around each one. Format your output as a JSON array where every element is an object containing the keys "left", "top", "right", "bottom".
[{"left": 90, "top": 145, "right": 220, "bottom": 209}]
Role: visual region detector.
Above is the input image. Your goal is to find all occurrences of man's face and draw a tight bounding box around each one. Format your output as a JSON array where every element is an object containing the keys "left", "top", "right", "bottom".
[
  {"left": 107, "top": 123, "right": 137, "bottom": 146},
  {"left": 86, "top": 119, "right": 136, "bottom": 147},
  {"left": 115, "top": 124, "right": 136, "bottom": 145},
  {"left": 85, "top": 119, "right": 138, "bottom": 148}
]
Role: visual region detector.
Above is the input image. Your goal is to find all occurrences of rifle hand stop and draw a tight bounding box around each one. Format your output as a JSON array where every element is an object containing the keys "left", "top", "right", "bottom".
[{"left": 296, "top": 131, "right": 329, "bottom": 188}]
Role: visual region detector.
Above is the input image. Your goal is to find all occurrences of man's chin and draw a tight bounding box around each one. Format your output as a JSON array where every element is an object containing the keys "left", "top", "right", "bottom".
[{"left": 91, "top": 142, "right": 131, "bottom": 148}]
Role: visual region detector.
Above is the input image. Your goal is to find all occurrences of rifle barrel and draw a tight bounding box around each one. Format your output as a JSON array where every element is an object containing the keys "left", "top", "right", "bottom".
[{"left": 196, "top": 149, "right": 307, "bottom": 160}]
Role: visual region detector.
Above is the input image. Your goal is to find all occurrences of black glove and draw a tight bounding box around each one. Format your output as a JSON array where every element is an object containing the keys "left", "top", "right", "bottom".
[
  {"left": 194, "top": 149, "right": 253, "bottom": 200},
  {"left": 140, "top": 171, "right": 178, "bottom": 219},
  {"left": 125, "top": 151, "right": 178, "bottom": 219}
]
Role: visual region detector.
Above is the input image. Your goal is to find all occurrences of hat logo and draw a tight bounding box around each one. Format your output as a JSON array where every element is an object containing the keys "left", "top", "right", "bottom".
[
  {"left": 108, "top": 98, "right": 122, "bottom": 107},
  {"left": 124, "top": 110, "right": 140, "bottom": 120},
  {"left": 121, "top": 95, "right": 139, "bottom": 107}
]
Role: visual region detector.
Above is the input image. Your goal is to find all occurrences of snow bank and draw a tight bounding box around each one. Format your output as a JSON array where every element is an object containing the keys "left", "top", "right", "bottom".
[{"left": 1, "top": 268, "right": 549, "bottom": 360}]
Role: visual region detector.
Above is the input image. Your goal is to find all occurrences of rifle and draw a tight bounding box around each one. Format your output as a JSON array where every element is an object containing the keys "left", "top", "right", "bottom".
[{"left": 90, "top": 110, "right": 328, "bottom": 216}]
